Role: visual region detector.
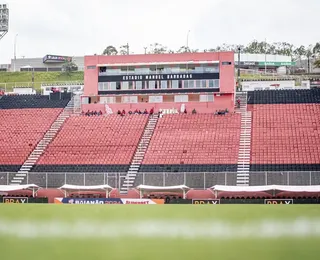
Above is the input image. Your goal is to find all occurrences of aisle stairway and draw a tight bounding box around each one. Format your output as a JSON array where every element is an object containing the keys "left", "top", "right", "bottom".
[
  {"left": 120, "top": 114, "right": 159, "bottom": 194},
  {"left": 236, "top": 111, "right": 252, "bottom": 186},
  {"left": 235, "top": 92, "right": 248, "bottom": 113},
  {"left": 10, "top": 97, "right": 76, "bottom": 185}
]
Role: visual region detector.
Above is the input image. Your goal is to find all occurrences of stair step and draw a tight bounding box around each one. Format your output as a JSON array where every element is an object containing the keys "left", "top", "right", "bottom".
[
  {"left": 16, "top": 173, "right": 27, "bottom": 177},
  {"left": 11, "top": 180, "right": 22, "bottom": 183},
  {"left": 13, "top": 176, "right": 25, "bottom": 180},
  {"left": 122, "top": 183, "right": 134, "bottom": 187}
]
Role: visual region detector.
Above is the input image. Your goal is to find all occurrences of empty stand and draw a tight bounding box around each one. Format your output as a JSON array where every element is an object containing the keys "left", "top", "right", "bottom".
[
  {"left": 250, "top": 104, "right": 320, "bottom": 171},
  {"left": 247, "top": 89, "right": 320, "bottom": 104},
  {"left": 0, "top": 108, "right": 63, "bottom": 168},
  {"left": 0, "top": 94, "right": 71, "bottom": 109},
  {"left": 10, "top": 97, "right": 75, "bottom": 184},
  {"left": 33, "top": 115, "right": 149, "bottom": 172},
  {"left": 142, "top": 114, "right": 241, "bottom": 172}
]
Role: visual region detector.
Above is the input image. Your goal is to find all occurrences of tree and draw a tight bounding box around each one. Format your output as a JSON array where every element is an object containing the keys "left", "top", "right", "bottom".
[
  {"left": 177, "top": 46, "right": 190, "bottom": 53},
  {"left": 314, "top": 59, "right": 320, "bottom": 68},
  {"left": 119, "top": 44, "right": 129, "bottom": 55},
  {"left": 149, "top": 43, "right": 168, "bottom": 54},
  {"left": 62, "top": 61, "right": 78, "bottom": 77},
  {"left": 293, "top": 45, "right": 306, "bottom": 60},
  {"left": 313, "top": 42, "right": 320, "bottom": 56},
  {"left": 102, "top": 45, "right": 118, "bottom": 55}
]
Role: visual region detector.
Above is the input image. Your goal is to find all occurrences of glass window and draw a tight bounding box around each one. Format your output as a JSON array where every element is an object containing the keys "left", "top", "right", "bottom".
[
  {"left": 160, "top": 81, "right": 167, "bottom": 89},
  {"left": 209, "top": 80, "right": 214, "bottom": 88},
  {"left": 136, "top": 81, "right": 142, "bottom": 90},
  {"left": 110, "top": 82, "right": 117, "bottom": 90},
  {"left": 122, "top": 82, "right": 129, "bottom": 90},
  {"left": 100, "top": 97, "right": 115, "bottom": 104},
  {"left": 172, "top": 80, "right": 179, "bottom": 89},
  {"left": 135, "top": 68, "right": 150, "bottom": 74},
  {"left": 122, "top": 96, "right": 138, "bottom": 103},
  {"left": 149, "top": 96, "right": 163, "bottom": 103},
  {"left": 106, "top": 69, "right": 121, "bottom": 75},
  {"left": 171, "top": 67, "right": 180, "bottom": 73},
  {"left": 129, "top": 81, "right": 133, "bottom": 90},
  {"left": 148, "top": 81, "right": 156, "bottom": 89},
  {"left": 209, "top": 79, "right": 219, "bottom": 88},
  {"left": 188, "top": 80, "right": 194, "bottom": 88},
  {"left": 174, "top": 95, "right": 189, "bottom": 102},
  {"left": 200, "top": 94, "right": 214, "bottom": 102},
  {"left": 98, "top": 83, "right": 104, "bottom": 91},
  {"left": 194, "top": 66, "right": 204, "bottom": 73}
]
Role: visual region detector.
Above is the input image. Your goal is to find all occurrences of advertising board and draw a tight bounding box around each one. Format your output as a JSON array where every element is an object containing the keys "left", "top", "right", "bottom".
[
  {"left": 54, "top": 198, "right": 165, "bottom": 204},
  {"left": 192, "top": 199, "right": 220, "bottom": 204},
  {"left": 264, "top": 199, "right": 294, "bottom": 204},
  {"left": 2, "top": 197, "right": 29, "bottom": 203}
]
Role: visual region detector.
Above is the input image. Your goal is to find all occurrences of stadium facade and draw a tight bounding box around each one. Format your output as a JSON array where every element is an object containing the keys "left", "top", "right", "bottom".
[{"left": 82, "top": 52, "right": 235, "bottom": 113}]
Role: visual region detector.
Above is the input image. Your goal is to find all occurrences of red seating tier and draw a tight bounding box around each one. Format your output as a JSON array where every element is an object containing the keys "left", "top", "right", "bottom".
[
  {"left": 251, "top": 104, "right": 320, "bottom": 164},
  {"left": 143, "top": 114, "right": 241, "bottom": 165},
  {"left": 0, "top": 108, "right": 63, "bottom": 165},
  {"left": 36, "top": 115, "right": 148, "bottom": 165}
]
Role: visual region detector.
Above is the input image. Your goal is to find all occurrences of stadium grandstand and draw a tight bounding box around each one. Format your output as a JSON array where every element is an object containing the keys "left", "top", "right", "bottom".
[{"left": 0, "top": 52, "right": 319, "bottom": 198}]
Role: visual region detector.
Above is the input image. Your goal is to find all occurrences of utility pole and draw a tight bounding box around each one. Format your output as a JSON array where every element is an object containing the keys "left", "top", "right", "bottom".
[
  {"left": 186, "top": 30, "right": 190, "bottom": 52},
  {"left": 237, "top": 47, "right": 241, "bottom": 91},
  {"left": 14, "top": 34, "right": 18, "bottom": 72},
  {"left": 126, "top": 43, "right": 129, "bottom": 55}
]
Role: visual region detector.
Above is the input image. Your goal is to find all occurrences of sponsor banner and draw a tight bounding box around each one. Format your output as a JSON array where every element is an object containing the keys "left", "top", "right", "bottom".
[
  {"left": 2, "top": 197, "right": 29, "bottom": 204},
  {"left": 54, "top": 198, "right": 164, "bottom": 204},
  {"left": 43, "top": 54, "right": 72, "bottom": 63},
  {"left": 235, "top": 61, "right": 259, "bottom": 66},
  {"left": 310, "top": 80, "right": 320, "bottom": 87},
  {"left": 264, "top": 199, "right": 293, "bottom": 205},
  {"left": 98, "top": 72, "right": 219, "bottom": 83},
  {"left": 258, "top": 61, "right": 296, "bottom": 66},
  {"left": 192, "top": 199, "right": 220, "bottom": 204}
]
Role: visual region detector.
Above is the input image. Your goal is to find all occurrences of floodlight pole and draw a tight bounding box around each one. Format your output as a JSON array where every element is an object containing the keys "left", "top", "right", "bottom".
[{"left": 0, "top": 4, "right": 9, "bottom": 42}]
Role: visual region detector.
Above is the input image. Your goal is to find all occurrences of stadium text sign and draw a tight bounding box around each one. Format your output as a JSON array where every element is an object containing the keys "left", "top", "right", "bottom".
[
  {"left": 264, "top": 199, "right": 293, "bottom": 204},
  {"left": 2, "top": 197, "right": 28, "bottom": 203},
  {"left": 192, "top": 199, "right": 220, "bottom": 204}
]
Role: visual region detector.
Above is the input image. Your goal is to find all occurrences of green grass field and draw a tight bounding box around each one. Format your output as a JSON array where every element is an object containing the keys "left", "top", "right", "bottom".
[
  {"left": 0, "top": 205, "right": 319, "bottom": 259},
  {"left": 0, "top": 71, "right": 84, "bottom": 92}
]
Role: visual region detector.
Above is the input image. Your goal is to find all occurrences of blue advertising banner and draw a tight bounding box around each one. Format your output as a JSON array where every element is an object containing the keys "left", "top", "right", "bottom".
[{"left": 55, "top": 198, "right": 123, "bottom": 204}]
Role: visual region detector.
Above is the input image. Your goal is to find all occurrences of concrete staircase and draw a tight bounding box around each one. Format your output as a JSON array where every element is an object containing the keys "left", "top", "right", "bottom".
[
  {"left": 236, "top": 110, "right": 252, "bottom": 186},
  {"left": 235, "top": 92, "right": 247, "bottom": 113},
  {"left": 120, "top": 114, "right": 159, "bottom": 194},
  {"left": 73, "top": 93, "right": 82, "bottom": 114},
  {"left": 234, "top": 91, "right": 252, "bottom": 186},
  {"left": 10, "top": 97, "right": 76, "bottom": 185}
]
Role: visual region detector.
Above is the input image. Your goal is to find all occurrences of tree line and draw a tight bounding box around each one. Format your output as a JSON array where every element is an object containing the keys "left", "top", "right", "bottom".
[{"left": 102, "top": 40, "right": 320, "bottom": 68}]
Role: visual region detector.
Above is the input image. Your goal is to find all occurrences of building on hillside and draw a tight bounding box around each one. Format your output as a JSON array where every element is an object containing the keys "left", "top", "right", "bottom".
[
  {"left": 235, "top": 54, "right": 295, "bottom": 74},
  {"left": 0, "top": 53, "right": 294, "bottom": 73},
  {"left": 82, "top": 52, "right": 235, "bottom": 113},
  {"left": 8, "top": 55, "right": 85, "bottom": 72}
]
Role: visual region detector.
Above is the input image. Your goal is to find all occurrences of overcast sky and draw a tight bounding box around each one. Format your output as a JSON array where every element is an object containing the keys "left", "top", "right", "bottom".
[{"left": 0, "top": 0, "right": 318, "bottom": 63}]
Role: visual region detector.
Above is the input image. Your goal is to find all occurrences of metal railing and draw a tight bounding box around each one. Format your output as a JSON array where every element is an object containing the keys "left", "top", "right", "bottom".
[{"left": 1, "top": 171, "right": 320, "bottom": 189}]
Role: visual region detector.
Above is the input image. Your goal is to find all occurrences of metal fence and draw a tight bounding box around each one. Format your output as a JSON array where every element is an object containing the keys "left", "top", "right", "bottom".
[{"left": 1, "top": 172, "right": 320, "bottom": 189}]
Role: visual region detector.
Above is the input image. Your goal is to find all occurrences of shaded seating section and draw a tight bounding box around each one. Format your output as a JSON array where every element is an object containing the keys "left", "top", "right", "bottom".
[
  {"left": 247, "top": 89, "right": 320, "bottom": 104},
  {"left": 0, "top": 94, "right": 70, "bottom": 109},
  {"left": 0, "top": 108, "right": 63, "bottom": 171},
  {"left": 141, "top": 114, "right": 241, "bottom": 172},
  {"left": 250, "top": 104, "right": 320, "bottom": 171},
  {"left": 33, "top": 115, "right": 149, "bottom": 172}
]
